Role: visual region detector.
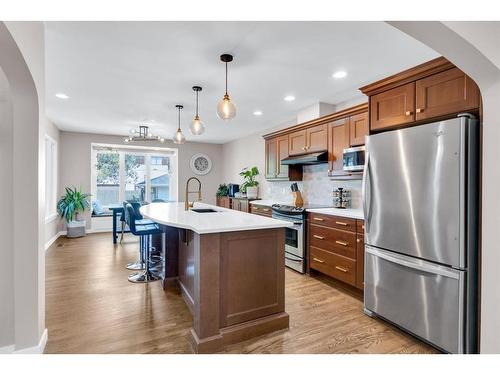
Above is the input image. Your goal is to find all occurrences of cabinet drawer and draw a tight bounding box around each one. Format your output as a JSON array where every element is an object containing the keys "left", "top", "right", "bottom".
[
  {"left": 356, "top": 219, "right": 365, "bottom": 234},
  {"left": 251, "top": 204, "right": 272, "bottom": 217},
  {"left": 308, "top": 213, "right": 356, "bottom": 232},
  {"left": 309, "top": 225, "right": 356, "bottom": 259},
  {"left": 310, "top": 246, "right": 356, "bottom": 286}
]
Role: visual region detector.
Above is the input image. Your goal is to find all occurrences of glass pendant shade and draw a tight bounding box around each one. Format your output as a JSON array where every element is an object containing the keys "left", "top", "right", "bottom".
[
  {"left": 173, "top": 104, "right": 186, "bottom": 145},
  {"left": 217, "top": 94, "right": 236, "bottom": 120},
  {"left": 190, "top": 115, "right": 205, "bottom": 135},
  {"left": 173, "top": 129, "right": 186, "bottom": 144}
]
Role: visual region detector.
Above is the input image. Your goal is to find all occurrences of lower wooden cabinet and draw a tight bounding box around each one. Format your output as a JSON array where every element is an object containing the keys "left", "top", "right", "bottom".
[
  {"left": 308, "top": 213, "right": 365, "bottom": 290},
  {"left": 215, "top": 196, "right": 253, "bottom": 213},
  {"left": 216, "top": 196, "right": 230, "bottom": 209},
  {"left": 310, "top": 246, "right": 356, "bottom": 286}
]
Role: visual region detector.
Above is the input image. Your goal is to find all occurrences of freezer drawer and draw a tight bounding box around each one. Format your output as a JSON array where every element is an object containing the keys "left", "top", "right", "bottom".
[{"left": 364, "top": 246, "right": 465, "bottom": 353}]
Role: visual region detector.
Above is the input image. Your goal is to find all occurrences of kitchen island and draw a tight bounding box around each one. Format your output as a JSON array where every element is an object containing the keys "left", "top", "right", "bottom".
[{"left": 140, "top": 202, "right": 291, "bottom": 353}]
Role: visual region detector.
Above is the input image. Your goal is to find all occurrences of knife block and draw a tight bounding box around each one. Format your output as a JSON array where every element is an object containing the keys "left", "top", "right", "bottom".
[{"left": 292, "top": 191, "right": 304, "bottom": 208}]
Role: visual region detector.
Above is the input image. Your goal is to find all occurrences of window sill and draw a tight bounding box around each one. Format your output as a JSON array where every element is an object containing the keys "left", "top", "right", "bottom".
[{"left": 45, "top": 213, "right": 58, "bottom": 223}]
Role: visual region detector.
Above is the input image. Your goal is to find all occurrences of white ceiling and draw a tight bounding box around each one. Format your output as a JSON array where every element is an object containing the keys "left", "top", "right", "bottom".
[{"left": 45, "top": 22, "right": 438, "bottom": 144}]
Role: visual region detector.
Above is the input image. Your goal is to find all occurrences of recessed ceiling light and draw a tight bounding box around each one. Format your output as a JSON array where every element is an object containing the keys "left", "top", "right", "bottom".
[
  {"left": 55, "top": 93, "right": 69, "bottom": 99},
  {"left": 253, "top": 110, "right": 263, "bottom": 116},
  {"left": 332, "top": 71, "right": 347, "bottom": 79},
  {"left": 284, "top": 95, "right": 295, "bottom": 102}
]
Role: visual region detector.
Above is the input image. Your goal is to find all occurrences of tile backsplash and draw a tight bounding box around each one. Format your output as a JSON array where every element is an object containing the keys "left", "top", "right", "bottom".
[{"left": 263, "top": 164, "right": 362, "bottom": 208}]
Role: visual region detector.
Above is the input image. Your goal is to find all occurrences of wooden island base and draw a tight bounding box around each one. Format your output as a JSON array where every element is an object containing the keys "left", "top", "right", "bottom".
[{"left": 161, "top": 226, "right": 289, "bottom": 353}]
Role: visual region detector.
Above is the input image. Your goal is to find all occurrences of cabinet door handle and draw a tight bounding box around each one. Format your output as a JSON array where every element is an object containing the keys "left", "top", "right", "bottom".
[
  {"left": 336, "top": 240, "right": 348, "bottom": 246},
  {"left": 313, "top": 217, "right": 324, "bottom": 222},
  {"left": 416, "top": 108, "right": 424, "bottom": 113},
  {"left": 335, "top": 221, "right": 348, "bottom": 226},
  {"left": 313, "top": 235, "right": 325, "bottom": 240},
  {"left": 335, "top": 266, "right": 348, "bottom": 273},
  {"left": 312, "top": 257, "right": 325, "bottom": 264},
  {"left": 405, "top": 110, "right": 412, "bottom": 116},
  {"left": 356, "top": 238, "right": 361, "bottom": 243}
]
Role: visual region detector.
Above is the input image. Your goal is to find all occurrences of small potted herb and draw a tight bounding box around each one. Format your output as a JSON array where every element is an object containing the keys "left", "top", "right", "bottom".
[
  {"left": 240, "top": 167, "right": 260, "bottom": 199},
  {"left": 57, "top": 186, "right": 91, "bottom": 238}
]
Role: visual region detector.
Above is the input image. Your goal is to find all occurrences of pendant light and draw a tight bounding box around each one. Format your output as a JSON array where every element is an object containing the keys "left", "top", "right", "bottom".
[
  {"left": 190, "top": 86, "right": 205, "bottom": 135},
  {"left": 216, "top": 54, "right": 236, "bottom": 120},
  {"left": 173, "top": 105, "right": 186, "bottom": 145}
]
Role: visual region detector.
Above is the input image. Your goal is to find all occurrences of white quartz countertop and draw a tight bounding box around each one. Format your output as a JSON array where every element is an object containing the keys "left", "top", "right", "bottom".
[
  {"left": 305, "top": 207, "right": 364, "bottom": 220},
  {"left": 140, "top": 202, "right": 292, "bottom": 234}
]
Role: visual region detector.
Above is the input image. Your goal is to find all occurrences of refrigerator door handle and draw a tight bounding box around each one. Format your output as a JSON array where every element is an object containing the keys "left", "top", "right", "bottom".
[
  {"left": 365, "top": 246, "right": 460, "bottom": 280},
  {"left": 362, "top": 150, "right": 372, "bottom": 233}
]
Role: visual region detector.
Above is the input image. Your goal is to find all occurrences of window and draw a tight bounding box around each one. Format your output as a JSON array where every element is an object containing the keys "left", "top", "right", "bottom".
[
  {"left": 45, "top": 136, "right": 57, "bottom": 221},
  {"left": 92, "top": 144, "right": 177, "bottom": 209},
  {"left": 95, "top": 151, "right": 120, "bottom": 207}
]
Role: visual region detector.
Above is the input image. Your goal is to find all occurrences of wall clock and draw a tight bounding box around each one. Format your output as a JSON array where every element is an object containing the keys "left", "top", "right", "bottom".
[{"left": 190, "top": 153, "right": 212, "bottom": 175}]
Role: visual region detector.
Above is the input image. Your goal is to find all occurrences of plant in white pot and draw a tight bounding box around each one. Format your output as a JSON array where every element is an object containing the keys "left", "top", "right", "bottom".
[
  {"left": 57, "top": 186, "right": 91, "bottom": 238},
  {"left": 240, "top": 166, "right": 260, "bottom": 199}
]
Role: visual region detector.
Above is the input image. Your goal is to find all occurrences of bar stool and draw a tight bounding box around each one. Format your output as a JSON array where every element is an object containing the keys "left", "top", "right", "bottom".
[
  {"left": 124, "top": 203, "right": 163, "bottom": 283},
  {"left": 123, "top": 201, "right": 156, "bottom": 269}
]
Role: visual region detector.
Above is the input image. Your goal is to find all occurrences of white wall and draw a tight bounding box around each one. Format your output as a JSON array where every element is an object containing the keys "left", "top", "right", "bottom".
[
  {"left": 389, "top": 21, "right": 500, "bottom": 354},
  {"left": 59, "top": 131, "right": 223, "bottom": 229},
  {"left": 0, "top": 67, "right": 14, "bottom": 349},
  {"left": 44, "top": 121, "right": 61, "bottom": 246}
]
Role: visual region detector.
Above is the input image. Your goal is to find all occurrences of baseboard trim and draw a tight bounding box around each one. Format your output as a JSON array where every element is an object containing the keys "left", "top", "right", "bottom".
[
  {"left": 44, "top": 231, "right": 65, "bottom": 251},
  {"left": 45, "top": 228, "right": 113, "bottom": 251},
  {"left": 1, "top": 329, "right": 48, "bottom": 354},
  {"left": 0, "top": 344, "right": 15, "bottom": 354}
]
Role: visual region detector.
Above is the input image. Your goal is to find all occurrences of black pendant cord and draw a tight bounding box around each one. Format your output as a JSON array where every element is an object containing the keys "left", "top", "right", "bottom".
[
  {"left": 225, "top": 61, "right": 228, "bottom": 95},
  {"left": 196, "top": 90, "right": 199, "bottom": 117},
  {"left": 177, "top": 106, "right": 181, "bottom": 131}
]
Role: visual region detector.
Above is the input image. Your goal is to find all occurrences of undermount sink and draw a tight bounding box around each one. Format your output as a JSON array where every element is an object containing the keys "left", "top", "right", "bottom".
[{"left": 191, "top": 208, "right": 218, "bottom": 213}]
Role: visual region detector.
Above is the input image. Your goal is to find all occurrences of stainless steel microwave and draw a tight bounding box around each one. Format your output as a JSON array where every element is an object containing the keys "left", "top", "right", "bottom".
[{"left": 343, "top": 146, "right": 365, "bottom": 172}]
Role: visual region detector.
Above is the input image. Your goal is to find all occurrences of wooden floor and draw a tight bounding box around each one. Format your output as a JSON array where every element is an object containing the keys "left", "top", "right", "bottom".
[{"left": 44, "top": 233, "right": 437, "bottom": 354}]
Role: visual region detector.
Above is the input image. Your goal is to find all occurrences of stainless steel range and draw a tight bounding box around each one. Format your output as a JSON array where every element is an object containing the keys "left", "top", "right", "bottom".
[{"left": 271, "top": 204, "right": 307, "bottom": 273}]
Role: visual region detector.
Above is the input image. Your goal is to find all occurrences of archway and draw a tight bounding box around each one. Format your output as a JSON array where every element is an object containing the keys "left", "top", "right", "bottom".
[
  {"left": 0, "top": 22, "right": 44, "bottom": 353},
  {"left": 388, "top": 21, "right": 500, "bottom": 354}
]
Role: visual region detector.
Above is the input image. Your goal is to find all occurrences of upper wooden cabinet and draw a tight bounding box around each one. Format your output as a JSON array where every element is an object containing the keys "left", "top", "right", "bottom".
[
  {"left": 349, "top": 112, "right": 369, "bottom": 146},
  {"left": 370, "top": 82, "right": 415, "bottom": 131},
  {"left": 265, "top": 138, "right": 277, "bottom": 179},
  {"left": 263, "top": 103, "right": 368, "bottom": 178},
  {"left": 328, "top": 118, "right": 349, "bottom": 173},
  {"left": 276, "top": 135, "right": 290, "bottom": 179},
  {"left": 288, "top": 124, "right": 328, "bottom": 155},
  {"left": 265, "top": 135, "right": 302, "bottom": 181},
  {"left": 305, "top": 124, "right": 328, "bottom": 153},
  {"left": 415, "top": 67, "right": 480, "bottom": 121},
  {"left": 288, "top": 130, "right": 307, "bottom": 156},
  {"left": 361, "top": 57, "right": 480, "bottom": 132}
]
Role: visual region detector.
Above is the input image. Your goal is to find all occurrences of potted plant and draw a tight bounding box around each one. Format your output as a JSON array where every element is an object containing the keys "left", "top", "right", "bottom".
[
  {"left": 216, "top": 183, "right": 229, "bottom": 197},
  {"left": 240, "top": 167, "right": 260, "bottom": 199},
  {"left": 57, "top": 186, "right": 91, "bottom": 238}
]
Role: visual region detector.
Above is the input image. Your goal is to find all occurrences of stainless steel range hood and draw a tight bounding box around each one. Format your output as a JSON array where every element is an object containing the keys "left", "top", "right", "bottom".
[{"left": 281, "top": 151, "right": 328, "bottom": 165}]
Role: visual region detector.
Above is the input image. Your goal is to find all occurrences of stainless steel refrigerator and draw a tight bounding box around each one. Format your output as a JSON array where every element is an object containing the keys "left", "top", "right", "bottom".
[{"left": 363, "top": 114, "right": 479, "bottom": 354}]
